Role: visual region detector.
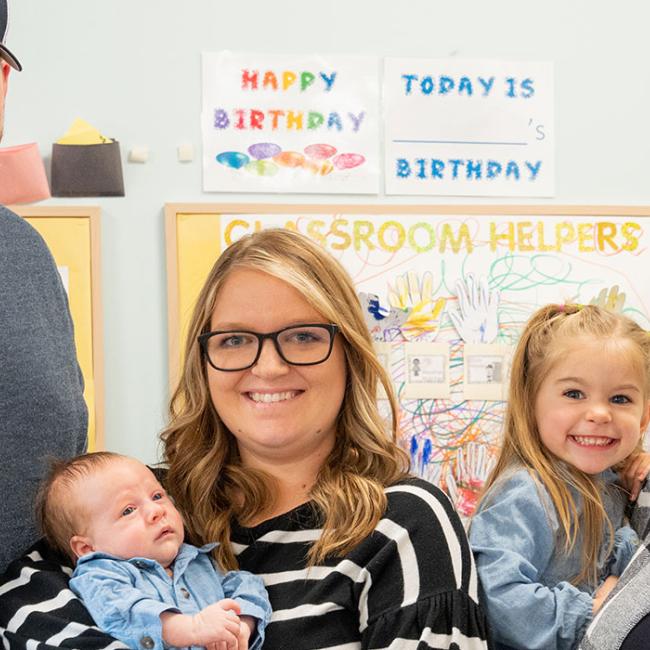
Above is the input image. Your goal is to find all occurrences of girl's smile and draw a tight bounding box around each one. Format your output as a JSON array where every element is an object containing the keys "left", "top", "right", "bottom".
[{"left": 569, "top": 435, "right": 616, "bottom": 447}]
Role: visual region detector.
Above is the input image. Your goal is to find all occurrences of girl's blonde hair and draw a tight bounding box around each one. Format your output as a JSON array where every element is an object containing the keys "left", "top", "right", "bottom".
[
  {"left": 161, "top": 228, "right": 410, "bottom": 570},
  {"left": 481, "top": 303, "right": 650, "bottom": 585}
]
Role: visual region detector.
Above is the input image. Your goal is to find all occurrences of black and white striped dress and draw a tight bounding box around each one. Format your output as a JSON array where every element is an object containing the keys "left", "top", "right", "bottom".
[{"left": 0, "top": 478, "right": 490, "bottom": 649}]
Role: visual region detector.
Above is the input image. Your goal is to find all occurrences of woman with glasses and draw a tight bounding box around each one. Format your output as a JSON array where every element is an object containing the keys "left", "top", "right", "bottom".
[{"left": 1, "top": 229, "right": 490, "bottom": 650}]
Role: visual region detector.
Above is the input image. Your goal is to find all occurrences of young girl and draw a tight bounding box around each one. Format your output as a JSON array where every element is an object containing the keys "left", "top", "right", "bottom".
[{"left": 470, "top": 304, "right": 650, "bottom": 650}]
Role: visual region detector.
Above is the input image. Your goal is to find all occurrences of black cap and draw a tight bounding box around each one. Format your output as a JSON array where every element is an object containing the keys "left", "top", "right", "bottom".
[{"left": 0, "top": 0, "right": 21, "bottom": 71}]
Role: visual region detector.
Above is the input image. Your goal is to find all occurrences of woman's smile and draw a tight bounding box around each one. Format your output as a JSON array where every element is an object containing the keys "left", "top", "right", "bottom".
[{"left": 246, "top": 390, "right": 301, "bottom": 404}]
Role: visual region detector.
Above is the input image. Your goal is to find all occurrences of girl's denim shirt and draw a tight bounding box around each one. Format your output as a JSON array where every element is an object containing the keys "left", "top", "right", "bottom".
[{"left": 469, "top": 467, "right": 638, "bottom": 650}]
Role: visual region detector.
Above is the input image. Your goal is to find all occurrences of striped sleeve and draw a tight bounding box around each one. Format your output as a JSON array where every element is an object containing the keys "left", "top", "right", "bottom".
[
  {"left": 0, "top": 540, "right": 125, "bottom": 649},
  {"left": 357, "top": 480, "right": 489, "bottom": 649}
]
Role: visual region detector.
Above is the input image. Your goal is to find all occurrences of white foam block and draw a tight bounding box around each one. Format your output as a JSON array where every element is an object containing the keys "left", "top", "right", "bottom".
[
  {"left": 177, "top": 143, "right": 194, "bottom": 162},
  {"left": 128, "top": 146, "right": 149, "bottom": 163}
]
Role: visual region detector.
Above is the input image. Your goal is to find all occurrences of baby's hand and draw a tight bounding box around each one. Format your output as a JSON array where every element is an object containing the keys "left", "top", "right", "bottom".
[
  {"left": 162, "top": 598, "right": 242, "bottom": 648},
  {"left": 621, "top": 452, "right": 650, "bottom": 501},
  {"left": 194, "top": 599, "right": 242, "bottom": 647},
  {"left": 236, "top": 615, "right": 254, "bottom": 650}
]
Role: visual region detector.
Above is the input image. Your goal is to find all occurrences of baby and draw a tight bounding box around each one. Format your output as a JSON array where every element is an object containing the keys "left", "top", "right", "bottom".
[{"left": 36, "top": 451, "right": 271, "bottom": 650}]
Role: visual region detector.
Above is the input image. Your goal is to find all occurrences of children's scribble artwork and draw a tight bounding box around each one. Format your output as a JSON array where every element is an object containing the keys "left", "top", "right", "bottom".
[
  {"left": 167, "top": 206, "right": 650, "bottom": 520},
  {"left": 384, "top": 58, "right": 554, "bottom": 197},
  {"left": 202, "top": 52, "right": 380, "bottom": 193}
]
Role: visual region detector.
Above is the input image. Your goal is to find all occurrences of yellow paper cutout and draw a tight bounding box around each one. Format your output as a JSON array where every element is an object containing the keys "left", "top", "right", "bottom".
[{"left": 56, "top": 118, "right": 113, "bottom": 145}]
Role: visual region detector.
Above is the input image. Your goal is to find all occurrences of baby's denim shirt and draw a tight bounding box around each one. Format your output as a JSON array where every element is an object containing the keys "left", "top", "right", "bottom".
[
  {"left": 470, "top": 468, "right": 638, "bottom": 650},
  {"left": 70, "top": 542, "right": 271, "bottom": 650}
]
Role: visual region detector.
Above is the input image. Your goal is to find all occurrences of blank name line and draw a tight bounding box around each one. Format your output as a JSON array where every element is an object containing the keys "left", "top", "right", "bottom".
[{"left": 393, "top": 139, "right": 528, "bottom": 146}]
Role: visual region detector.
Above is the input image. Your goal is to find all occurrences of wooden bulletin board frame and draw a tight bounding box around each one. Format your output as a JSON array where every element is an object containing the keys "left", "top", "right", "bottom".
[
  {"left": 165, "top": 202, "right": 650, "bottom": 391},
  {"left": 14, "top": 205, "right": 104, "bottom": 450}
]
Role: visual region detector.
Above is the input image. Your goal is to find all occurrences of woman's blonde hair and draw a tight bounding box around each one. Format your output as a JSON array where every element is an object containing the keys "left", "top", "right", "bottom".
[
  {"left": 480, "top": 304, "right": 650, "bottom": 585},
  {"left": 161, "top": 228, "right": 410, "bottom": 570}
]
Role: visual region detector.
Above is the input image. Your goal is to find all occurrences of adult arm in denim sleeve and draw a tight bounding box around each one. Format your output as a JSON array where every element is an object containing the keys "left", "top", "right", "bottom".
[
  {"left": 221, "top": 569, "right": 272, "bottom": 650},
  {"left": 607, "top": 525, "right": 639, "bottom": 577},
  {"left": 469, "top": 470, "right": 593, "bottom": 650},
  {"left": 70, "top": 560, "right": 178, "bottom": 650}
]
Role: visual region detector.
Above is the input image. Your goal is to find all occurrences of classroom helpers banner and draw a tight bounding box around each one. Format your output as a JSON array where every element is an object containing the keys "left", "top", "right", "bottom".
[
  {"left": 384, "top": 58, "right": 555, "bottom": 197},
  {"left": 219, "top": 216, "right": 643, "bottom": 306},
  {"left": 202, "top": 52, "right": 380, "bottom": 194}
]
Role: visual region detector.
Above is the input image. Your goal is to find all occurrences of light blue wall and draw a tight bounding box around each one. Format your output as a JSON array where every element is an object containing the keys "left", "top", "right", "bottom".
[{"left": 4, "top": 0, "right": 649, "bottom": 463}]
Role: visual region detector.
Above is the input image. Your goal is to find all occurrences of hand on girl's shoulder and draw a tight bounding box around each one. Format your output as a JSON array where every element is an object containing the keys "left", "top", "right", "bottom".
[
  {"left": 629, "top": 471, "right": 650, "bottom": 540},
  {"left": 620, "top": 452, "right": 650, "bottom": 502}
]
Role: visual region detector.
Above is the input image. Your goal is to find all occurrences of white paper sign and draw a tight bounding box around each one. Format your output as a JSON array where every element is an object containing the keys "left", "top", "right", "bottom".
[
  {"left": 57, "top": 266, "right": 69, "bottom": 295},
  {"left": 384, "top": 58, "right": 554, "bottom": 197},
  {"left": 202, "top": 52, "right": 380, "bottom": 194}
]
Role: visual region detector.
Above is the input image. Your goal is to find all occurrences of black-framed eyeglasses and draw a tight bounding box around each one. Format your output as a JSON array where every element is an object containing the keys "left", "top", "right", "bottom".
[{"left": 198, "top": 323, "right": 339, "bottom": 372}]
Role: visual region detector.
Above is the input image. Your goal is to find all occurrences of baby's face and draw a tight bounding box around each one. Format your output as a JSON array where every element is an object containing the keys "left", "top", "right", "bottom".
[{"left": 73, "top": 458, "right": 184, "bottom": 568}]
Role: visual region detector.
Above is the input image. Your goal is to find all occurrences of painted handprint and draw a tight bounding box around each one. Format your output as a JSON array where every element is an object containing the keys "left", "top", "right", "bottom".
[
  {"left": 387, "top": 271, "right": 446, "bottom": 340},
  {"left": 450, "top": 274, "right": 500, "bottom": 344},
  {"left": 358, "top": 292, "right": 407, "bottom": 341},
  {"left": 445, "top": 442, "right": 496, "bottom": 518},
  {"left": 590, "top": 285, "right": 626, "bottom": 313}
]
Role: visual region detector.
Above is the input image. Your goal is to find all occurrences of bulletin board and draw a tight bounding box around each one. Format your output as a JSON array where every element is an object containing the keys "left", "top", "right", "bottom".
[
  {"left": 15, "top": 206, "right": 104, "bottom": 451},
  {"left": 165, "top": 203, "right": 650, "bottom": 517}
]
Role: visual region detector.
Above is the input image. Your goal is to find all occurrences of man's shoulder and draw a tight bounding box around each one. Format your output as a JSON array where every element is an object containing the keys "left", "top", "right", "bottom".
[
  {"left": 0, "top": 204, "right": 49, "bottom": 250},
  {"left": 1, "top": 204, "right": 29, "bottom": 231}
]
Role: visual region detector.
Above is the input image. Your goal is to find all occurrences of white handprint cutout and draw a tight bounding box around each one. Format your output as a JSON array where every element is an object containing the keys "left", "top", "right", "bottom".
[
  {"left": 450, "top": 274, "right": 500, "bottom": 344},
  {"left": 445, "top": 442, "right": 496, "bottom": 518}
]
